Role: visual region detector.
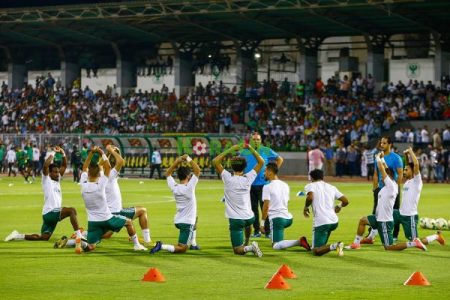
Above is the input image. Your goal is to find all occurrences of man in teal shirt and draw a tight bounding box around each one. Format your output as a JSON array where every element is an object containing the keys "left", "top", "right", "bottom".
[{"left": 240, "top": 132, "right": 283, "bottom": 237}]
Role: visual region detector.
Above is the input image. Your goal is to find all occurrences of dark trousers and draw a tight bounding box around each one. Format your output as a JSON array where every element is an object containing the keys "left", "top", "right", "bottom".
[
  {"left": 250, "top": 185, "right": 269, "bottom": 234},
  {"left": 150, "top": 164, "right": 161, "bottom": 179},
  {"left": 372, "top": 187, "right": 401, "bottom": 238}
]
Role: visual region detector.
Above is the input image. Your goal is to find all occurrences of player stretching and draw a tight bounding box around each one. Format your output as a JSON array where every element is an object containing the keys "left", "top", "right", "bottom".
[
  {"left": 5, "top": 147, "right": 84, "bottom": 249},
  {"left": 213, "top": 143, "right": 264, "bottom": 257},
  {"left": 150, "top": 154, "right": 200, "bottom": 254},
  {"left": 359, "top": 147, "right": 445, "bottom": 247},
  {"left": 260, "top": 162, "right": 311, "bottom": 251},
  {"left": 348, "top": 152, "right": 427, "bottom": 251},
  {"left": 303, "top": 169, "right": 348, "bottom": 256},
  {"left": 104, "top": 145, "right": 152, "bottom": 247},
  {"left": 77, "top": 146, "right": 146, "bottom": 252}
]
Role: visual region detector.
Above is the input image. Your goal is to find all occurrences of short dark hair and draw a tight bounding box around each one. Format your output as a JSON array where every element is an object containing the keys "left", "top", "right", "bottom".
[
  {"left": 309, "top": 169, "right": 324, "bottom": 181},
  {"left": 48, "top": 164, "right": 59, "bottom": 173},
  {"left": 266, "top": 162, "right": 278, "bottom": 175},
  {"left": 177, "top": 166, "right": 191, "bottom": 180},
  {"left": 381, "top": 136, "right": 392, "bottom": 145},
  {"left": 231, "top": 157, "right": 247, "bottom": 172},
  {"left": 88, "top": 162, "right": 100, "bottom": 177}
]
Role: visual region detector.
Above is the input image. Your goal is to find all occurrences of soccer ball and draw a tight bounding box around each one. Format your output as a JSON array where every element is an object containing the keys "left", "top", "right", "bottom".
[
  {"left": 429, "top": 219, "right": 437, "bottom": 230},
  {"left": 419, "top": 218, "right": 428, "bottom": 229},
  {"left": 423, "top": 218, "right": 435, "bottom": 230},
  {"left": 435, "top": 218, "right": 448, "bottom": 230}
]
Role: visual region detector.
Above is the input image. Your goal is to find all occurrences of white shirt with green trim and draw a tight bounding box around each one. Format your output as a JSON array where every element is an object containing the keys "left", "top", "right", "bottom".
[
  {"left": 400, "top": 173, "right": 422, "bottom": 216},
  {"left": 80, "top": 172, "right": 112, "bottom": 222},
  {"left": 221, "top": 169, "right": 256, "bottom": 220},
  {"left": 305, "top": 181, "right": 343, "bottom": 227},
  {"left": 167, "top": 174, "right": 198, "bottom": 224},
  {"left": 42, "top": 174, "right": 62, "bottom": 215},
  {"left": 376, "top": 176, "right": 398, "bottom": 222},
  {"left": 262, "top": 179, "right": 292, "bottom": 220},
  {"left": 105, "top": 168, "right": 122, "bottom": 213}
]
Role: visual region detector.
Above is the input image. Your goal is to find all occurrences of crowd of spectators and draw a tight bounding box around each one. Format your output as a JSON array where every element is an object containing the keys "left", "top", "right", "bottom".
[
  {"left": 1, "top": 72, "right": 449, "bottom": 150},
  {"left": 244, "top": 75, "right": 450, "bottom": 152},
  {"left": 0, "top": 75, "right": 246, "bottom": 134}
]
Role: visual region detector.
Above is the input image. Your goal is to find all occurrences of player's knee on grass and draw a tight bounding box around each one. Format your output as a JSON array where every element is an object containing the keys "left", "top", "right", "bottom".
[
  {"left": 177, "top": 244, "right": 188, "bottom": 253},
  {"left": 233, "top": 247, "right": 245, "bottom": 255},
  {"left": 41, "top": 233, "right": 51, "bottom": 241}
]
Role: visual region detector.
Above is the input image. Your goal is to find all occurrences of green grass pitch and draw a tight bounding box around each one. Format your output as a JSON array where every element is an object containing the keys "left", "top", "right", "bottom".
[{"left": 0, "top": 176, "right": 449, "bottom": 299}]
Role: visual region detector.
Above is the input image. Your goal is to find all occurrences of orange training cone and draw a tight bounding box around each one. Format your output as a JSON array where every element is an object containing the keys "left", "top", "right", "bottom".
[
  {"left": 265, "top": 274, "right": 291, "bottom": 290},
  {"left": 277, "top": 264, "right": 297, "bottom": 279},
  {"left": 403, "top": 271, "right": 431, "bottom": 286},
  {"left": 142, "top": 268, "right": 166, "bottom": 282}
]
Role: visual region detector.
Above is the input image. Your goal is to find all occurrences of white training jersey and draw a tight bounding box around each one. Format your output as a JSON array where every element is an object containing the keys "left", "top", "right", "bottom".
[
  {"left": 80, "top": 172, "right": 113, "bottom": 222},
  {"left": 305, "top": 181, "right": 343, "bottom": 227},
  {"left": 400, "top": 173, "right": 423, "bottom": 216},
  {"left": 32, "top": 147, "right": 40, "bottom": 161},
  {"left": 262, "top": 179, "right": 292, "bottom": 220},
  {"left": 376, "top": 176, "right": 398, "bottom": 222},
  {"left": 167, "top": 174, "right": 199, "bottom": 224},
  {"left": 41, "top": 174, "right": 62, "bottom": 215},
  {"left": 6, "top": 149, "right": 16, "bottom": 163},
  {"left": 221, "top": 169, "right": 257, "bottom": 220},
  {"left": 105, "top": 168, "right": 122, "bottom": 213}
]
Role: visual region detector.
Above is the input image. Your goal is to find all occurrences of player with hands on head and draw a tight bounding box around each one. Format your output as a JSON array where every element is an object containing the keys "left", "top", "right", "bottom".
[
  {"left": 150, "top": 154, "right": 201, "bottom": 254},
  {"left": 213, "top": 142, "right": 264, "bottom": 257},
  {"left": 5, "top": 145, "right": 84, "bottom": 251}
]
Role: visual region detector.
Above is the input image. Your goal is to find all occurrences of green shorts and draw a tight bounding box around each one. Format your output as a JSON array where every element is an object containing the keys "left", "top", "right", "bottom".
[
  {"left": 112, "top": 207, "right": 136, "bottom": 220},
  {"left": 229, "top": 217, "right": 255, "bottom": 247},
  {"left": 87, "top": 216, "right": 127, "bottom": 244},
  {"left": 393, "top": 210, "right": 418, "bottom": 241},
  {"left": 175, "top": 223, "right": 195, "bottom": 245},
  {"left": 41, "top": 209, "right": 62, "bottom": 235},
  {"left": 312, "top": 223, "right": 338, "bottom": 248},
  {"left": 270, "top": 218, "right": 293, "bottom": 243},
  {"left": 367, "top": 214, "right": 394, "bottom": 247}
]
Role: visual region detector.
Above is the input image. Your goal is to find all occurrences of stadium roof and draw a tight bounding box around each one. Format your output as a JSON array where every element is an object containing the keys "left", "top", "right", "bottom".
[{"left": 1, "top": 0, "right": 449, "bottom": 49}]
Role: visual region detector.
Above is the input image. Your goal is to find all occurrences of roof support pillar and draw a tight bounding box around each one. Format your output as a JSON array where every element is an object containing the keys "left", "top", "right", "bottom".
[
  {"left": 6, "top": 48, "right": 28, "bottom": 90},
  {"left": 297, "top": 37, "right": 323, "bottom": 82},
  {"left": 434, "top": 33, "right": 450, "bottom": 87},
  {"left": 365, "top": 35, "right": 388, "bottom": 84},
  {"left": 112, "top": 43, "right": 137, "bottom": 96},
  {"left": 60, "top": 47, "right": 80, "bottom": 89},
  {"left": 235, "top": 40, "right": 259, "bottom": 87},
  {"left": 172, "top": 42, "right": 197, "bottom": 97}
]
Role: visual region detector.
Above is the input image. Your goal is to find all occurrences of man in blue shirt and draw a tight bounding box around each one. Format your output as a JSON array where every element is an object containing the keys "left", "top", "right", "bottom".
[
  {"left": 365, "top": 136, "right": 403, "bottom": 242},
  {"left": 240, "top": 132, "right": 283, "bottom": 237}
]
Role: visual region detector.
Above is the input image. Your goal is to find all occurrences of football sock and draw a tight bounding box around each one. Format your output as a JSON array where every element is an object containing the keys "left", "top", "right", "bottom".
[
  {"left": 76, "top": 230, "right": 83, "bottom": 239},
  {"left": 367, "top": 229, "right": 378, "bottom": 240},
  {"left": 190, "top": 230, "right": 197, "bottom": 246},
  {"left": 130, "top": 234, "right": 140, "bottom": 246},
  {"left": 426, "top": 234, "right": 437, "bottom": 244},
  {"left": 329, "top": 243, "right": 338, "bottom": 251},
  {"left": 273, "top": 240, "right": 300, "bottom": 250},
  {"left": 16, "top": 233, "right": 25, "bottom": 240},
  {"left": 142, "top": 229, "right": 151, "bottom": 243},
  {"left": 353, "top": 235, "right": 363, "bottom": 245},
  {"left": 243, "top": 246, "right": 253, "bottom": 253},
  {"left": 406, "top": 241, "right": 416, "bottom": 248},
  {"left": 66, "top": 239, "right": 76, "bottom": 247},
  {"left": 162, "top": 244, "right": 175, "bottom": 253}
]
